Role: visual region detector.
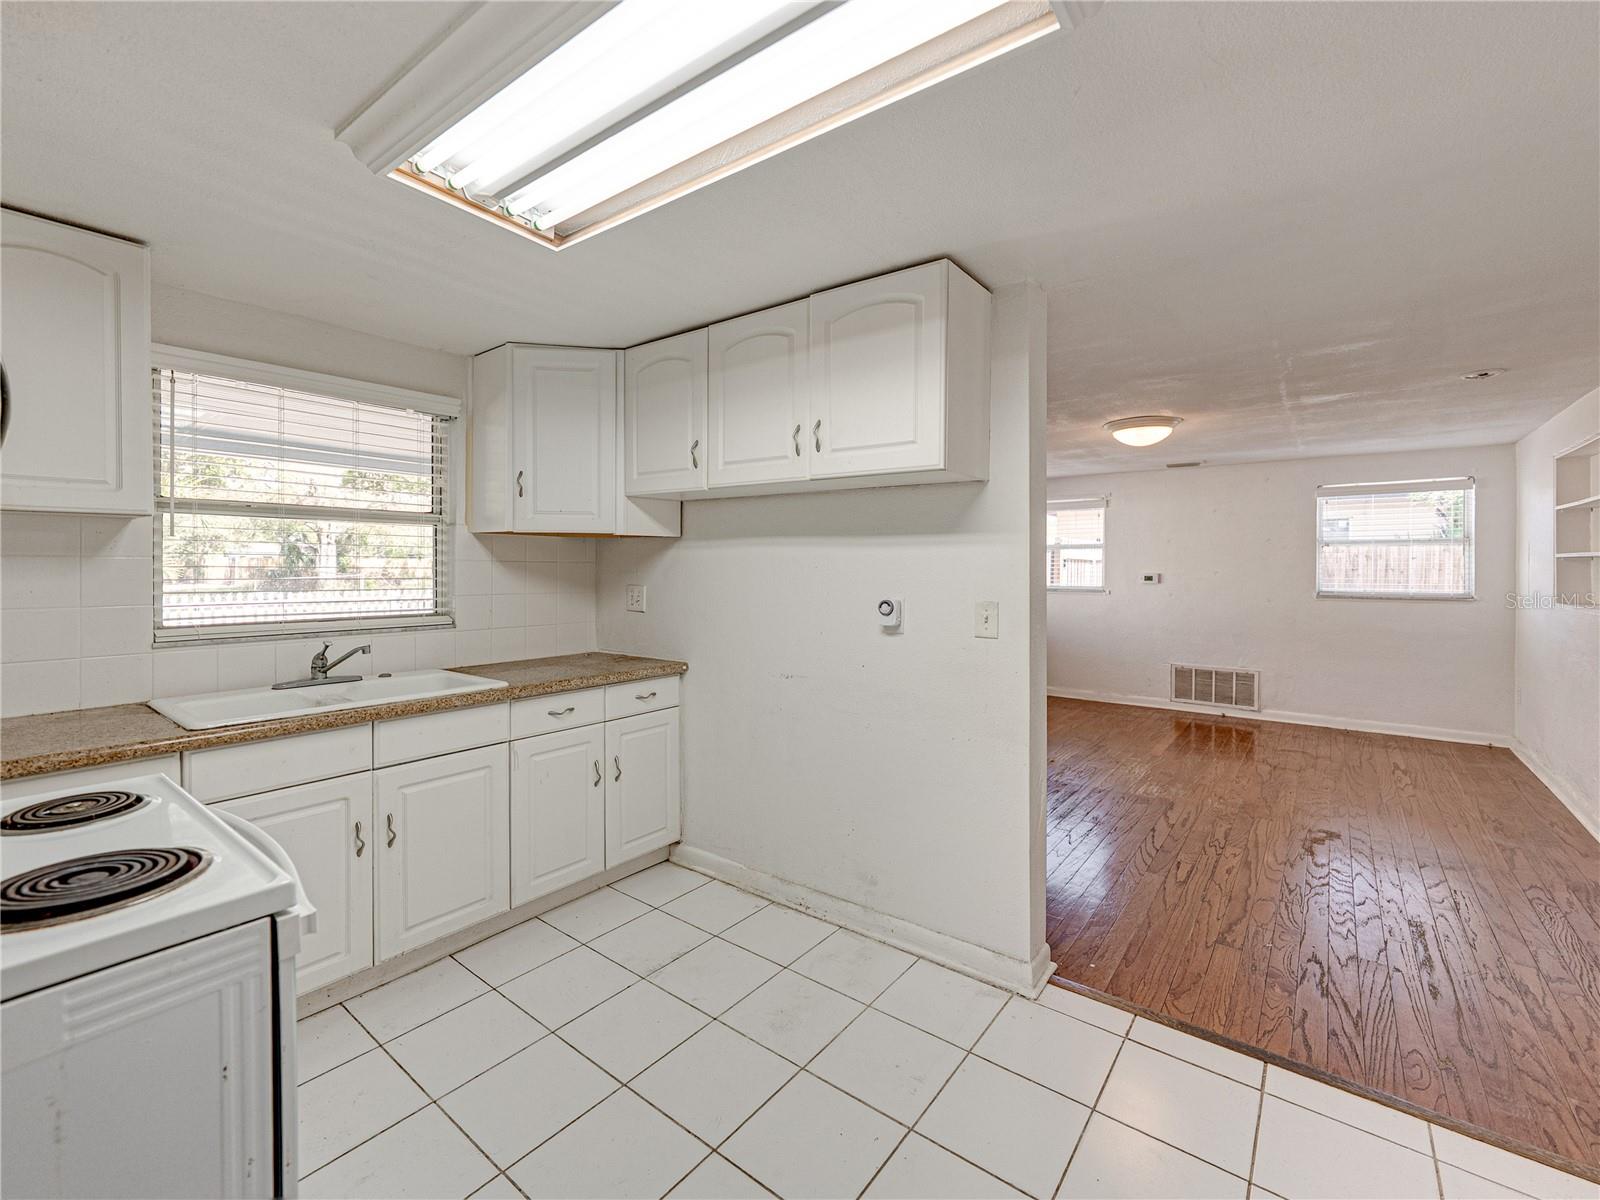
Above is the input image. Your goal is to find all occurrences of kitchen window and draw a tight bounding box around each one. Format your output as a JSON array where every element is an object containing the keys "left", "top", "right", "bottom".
[
  {"left": 1047, "top": 498, "right": 1107, "bottom": 590},
  {"left": 152, "top": 349, "right": 457, "bottom": 643},
  {"left": 1315, "top": 477, "right": 1475, "bottom": 599}
]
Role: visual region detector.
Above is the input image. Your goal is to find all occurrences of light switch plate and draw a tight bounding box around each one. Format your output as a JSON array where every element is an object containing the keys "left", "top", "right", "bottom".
[
  {"left": 975, "top": 600, "right": 999, "bottom": 639},
  {"left": 625, "top": 584, "right": 647, "bottom": 613}
]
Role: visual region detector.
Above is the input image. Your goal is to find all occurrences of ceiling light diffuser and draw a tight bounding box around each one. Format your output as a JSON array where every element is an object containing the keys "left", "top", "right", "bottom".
[{"left": 1104, "top": 416, "right": 1181, "bottom": 447}]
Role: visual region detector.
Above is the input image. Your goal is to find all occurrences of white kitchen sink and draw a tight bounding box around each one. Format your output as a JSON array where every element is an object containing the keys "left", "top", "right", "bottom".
[{"left": 149, "top": 669, "right": 508, "bottom": 731}]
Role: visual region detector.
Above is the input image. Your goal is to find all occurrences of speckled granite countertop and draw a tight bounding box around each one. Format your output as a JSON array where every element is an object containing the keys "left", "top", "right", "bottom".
[{"left": 0, "top": 652, "right": 687, "bottom": 781}]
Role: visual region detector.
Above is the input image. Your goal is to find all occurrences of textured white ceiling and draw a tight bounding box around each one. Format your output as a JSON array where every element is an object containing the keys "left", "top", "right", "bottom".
[{"left": 2, "top": 1, "right": 1595, "bottom": 475}]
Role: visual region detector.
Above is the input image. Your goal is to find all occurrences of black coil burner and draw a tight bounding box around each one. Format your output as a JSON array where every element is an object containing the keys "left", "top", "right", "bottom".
[
  {"left": 0, "top": 791, "right": 150, "bottom": 836},
  {"left": 0, "top": 848, "right": 210, "bottom": 931}
]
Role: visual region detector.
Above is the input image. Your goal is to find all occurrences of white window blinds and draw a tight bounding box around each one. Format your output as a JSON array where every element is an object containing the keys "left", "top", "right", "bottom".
[
  {"left": 1315, "top": 477, "right": 1475, "bottom": 599},
  {"left": 1047, "top": 499, "right": 1106, "bottom": 590},
  {"left": 153, "top": 364, "right": 452, "bottom": 641}
]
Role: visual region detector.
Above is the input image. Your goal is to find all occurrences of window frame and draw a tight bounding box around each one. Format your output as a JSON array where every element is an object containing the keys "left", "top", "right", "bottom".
[
  {"left": 1313, "top": 476, "right": 1476, "bottom": 602},
  {"left": 150, "top": 345, "right": 461, "bottom": 646},
  {"left": 1047, "top": 497, "right": 1108, "bottom": 593}
]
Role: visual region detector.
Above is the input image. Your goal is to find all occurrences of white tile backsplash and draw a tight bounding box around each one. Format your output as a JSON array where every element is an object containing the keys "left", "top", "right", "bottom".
[{"left": 0, "top": 514, "right": 600, "bottom": 716}]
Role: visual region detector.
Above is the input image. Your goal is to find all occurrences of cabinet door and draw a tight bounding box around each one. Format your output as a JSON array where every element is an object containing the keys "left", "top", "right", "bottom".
[
  {"left": 375, "top": 745, "right": 510, "bottom": 960},
  {"left": 219, "top": 775, "right": 374, "bottom": 995},
  {"left": 624, "top": 329, "right": 707, "bottom": 496},
  {"left": 708, "top": 300, "right": 810, "bottom": 488},
  {"left": 512, "top": 346, "right": 617, "bottom": 534},
  {"left": 604, "top": 708, "right": 681, "bottom": 867},
  {"left": 0, "top": 210, "right": 151, "bottom": 514},
  {"left": 510, "top": 725, "right": 606, "bottom": 906},
  {"left": 808, "top": 261, "right": 947, "bottom": 478}
]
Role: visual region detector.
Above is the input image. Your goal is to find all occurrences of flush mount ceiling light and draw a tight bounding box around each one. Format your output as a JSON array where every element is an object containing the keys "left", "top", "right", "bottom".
[
  {"left": 338, "top": 0, "right": 1089, "bottom": 250},
  {"left": 1104, "top": 416, "right": 1181, "bottom": 447}
]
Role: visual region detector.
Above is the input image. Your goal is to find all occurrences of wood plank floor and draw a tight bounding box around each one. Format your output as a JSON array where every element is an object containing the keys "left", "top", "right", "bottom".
[{"left": 1045, "top": 697, "right": 1600, "bottom": 1174}]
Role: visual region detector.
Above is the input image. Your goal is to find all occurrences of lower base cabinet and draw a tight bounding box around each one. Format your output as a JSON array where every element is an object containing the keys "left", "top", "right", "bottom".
[
  {"left": 605, "top": 708, "right": 681, "bottom": 865},
  {"left": 375, "top": 745, "right": 510, "bottom": 961},
  {"left": 510, "top": 725, "right": 607, "bottom": 907}
]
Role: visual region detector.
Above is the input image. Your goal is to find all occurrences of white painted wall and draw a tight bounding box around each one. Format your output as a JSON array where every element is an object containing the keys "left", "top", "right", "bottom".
[
  {"left": 1047, "top": 445, "right": 1517, "bottom": 742},
  {"left": 1512, "top": 389, "right": 1599, "bottom": 835},
  {"left": 595, "top": 284, "right": 1049, "bottom": 990}
]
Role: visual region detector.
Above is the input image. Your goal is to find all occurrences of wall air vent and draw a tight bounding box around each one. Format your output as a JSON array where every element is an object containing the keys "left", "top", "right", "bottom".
[{"left": 1171, "top": 664, "right": 1259, "bottom": 711}]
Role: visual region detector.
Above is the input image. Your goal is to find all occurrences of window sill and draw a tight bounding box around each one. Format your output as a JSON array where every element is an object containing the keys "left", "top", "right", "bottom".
[
  {"left": 1048, "top": 586, "right": 1108, "bottom": 594},
  {"left": 1314, "top": 592, "right": 1476, "bottom": 602}
]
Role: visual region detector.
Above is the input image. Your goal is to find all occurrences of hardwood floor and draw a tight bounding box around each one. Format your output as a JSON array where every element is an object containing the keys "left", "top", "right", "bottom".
[{"left": 1045, "top": 697, "right": 1600, "bottom": 1175}]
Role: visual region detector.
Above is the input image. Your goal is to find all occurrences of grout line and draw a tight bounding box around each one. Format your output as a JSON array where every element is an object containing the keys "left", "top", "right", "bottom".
[
  {"left": 1050, "top": 1025, "right": 1132, "bottom": 1197},
  {"left": 1245, "top": 1060, "right": 1267, "bottom": 1192},
  {"left": 1430, "top": 1124, "right": 1446, "bottom": 1200}
]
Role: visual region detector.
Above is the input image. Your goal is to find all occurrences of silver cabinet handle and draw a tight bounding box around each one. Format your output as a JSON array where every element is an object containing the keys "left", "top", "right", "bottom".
[
  {"left": 548, "top": 705, "right": 575, "bottom": 717},
  {"left": 792, "top": 423, "right": 802, "bottom": 456},
  {"left": 689, "top": 438, "right": 699, "bottom": 469},
  {"left": 613, "top": 755, "right": 622, "bottom": 782},
  {"left": 812, "top": 419, "right": 822, "bottom": 453},
  {"left": 516, "top": 469, "right": 525, "bottom": 497},
  {"left": 635, "top": 691, "right": 656, "bottom": 701},
  {"left": 593, "top": 759, "right": 602, "bottom": 788},
  {"left": 386, "top": 813, "right": 397, "bottom": 848},
  {"left": 354, "top": 820, "right": 365, "bottom": 858}
]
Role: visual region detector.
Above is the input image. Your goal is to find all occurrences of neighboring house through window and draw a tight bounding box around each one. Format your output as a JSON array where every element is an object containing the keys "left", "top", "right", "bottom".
[{"left": 1315, "top": 477, "right": 1475, "bottom": 599}]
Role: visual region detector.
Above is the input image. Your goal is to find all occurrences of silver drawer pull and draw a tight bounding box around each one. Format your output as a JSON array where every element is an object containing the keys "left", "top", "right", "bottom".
[
  {"left": 386, "top": 813, "right": 397, "bottom": 848},
  {"left": 792, "top": 423, "right": 801, "bottom": 456},
  {"left": 593, "top": 759, "right": 602, "bottom": 787},
  {"left": 548, "top": 705, "right": 576, "bottom": 717},
  {"left": 812, "top": 418, "right": 822, "bottom": 453},
  {"left": 354, "top": 820, "right": 365, "bottom": 858},
  {"left": 690, "top": 438, "right": 699, "bottom": 469},
  {"left": 516, "top": 469, "right": 525, "bottom": 497},
  {"left": 635, "top": 691, "right": 657, "bottom": 702},
  {"left": 613, "top": 755, "right": 622, "bottom": 782}
]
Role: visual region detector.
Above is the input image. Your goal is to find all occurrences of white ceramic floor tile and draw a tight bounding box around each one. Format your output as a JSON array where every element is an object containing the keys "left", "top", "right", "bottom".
[
  {"left": 1095, "top": 1041, "right": 1259, "bottom": 1177},
  {"left": 873, "top": 959, "right": 1009, "bottom": 1049},
  {"left": 297, "top": 1005, "right": 376, "bottom": 1083},
  {"left": 611, "top": 861, "right": 710, "bottom": 906},
  {"left": 507, "top": 1089, "right": 708, "bottom": 1200},
  {"left": 648, "top": 937, "right": 781, "bottom": 1016},
  {"left": 1033, "top": 986, "right": 1134, "bottom": 1036},
  {"left": 863, "top": 1133, "right": 1025, "bottom": 1199},
  {"left": 385, "top": 991, "right": 546, "bottom": 1097},
  {"left": 469, "top": 1174, "right": 526, "bottom": 1199},
  {"left": 1264, "top": 1065, "right": 1430, "bottom": 1152},
  {"left": 722, "top": 970, "right": 865, "bottom": 1064},
  {"left": 631, "top": 1022, "right": 797, "bottom": 1143},
  {"left": 1057, "top": 1113, "right": 1247, "bottom": 1200},
  {"left": 455, "top": 919, "right": 578, "bottom": 986},
  {"left": 915, "top": 1056, "right": 1088, "bottom": 1199},
  {"left": 667, "top": 1155, "right": 774, "bottom": 1199},
  {"left": 663, "top": 880, "right": 770, "bottom": 934},
  {"left": 438, "top": 1037, "right": 616, "bottom": 1168},
  {"left": 297, "top": 1049, "right": 429, "bottom": 1175},
  {"left": 810, "top": 1009, "right": 964, "bottom": 1124},
  {"left": 974, "top": 996, "right": 1122, "bottom": 1105},
  {"left": 722, "top": 1072, "right": 903, "bottom": 1200},
  {"left": 346, "top": 957, "right": 489, "bottom": 1042},
  {"left": 558, "top": 980, "right": 709, "bottom": 1080},
  {"left": 541, "top": 887, "right": 653, "bottom": 942},
  {"left": 1438, "top": 1164, "right": 1534, "bottom": 1199},
  {"left": 498, "top": 945, "right": 638, "bottom": 1029},
  {"left": 1130, "top": 1018, "right": 1262, "bottom": 1087},
  {"left": 1432, "top": 1127, "right": 1597, "bottom": 1200},
  {"left": 1252, "top": 1096, "right": 1438, "bottom": 1199},
  {"left": 590, "top": 910, "right": 711, "bottom": 975},
  {"left": 299, "top": 1104, "right": 496, "bottom": 1199},
  {"left": 790, "top": 928, "right": 917, "bottom": 1003},
  {"left": 721, "top": 904, "right": 836, "bottom": 965}
]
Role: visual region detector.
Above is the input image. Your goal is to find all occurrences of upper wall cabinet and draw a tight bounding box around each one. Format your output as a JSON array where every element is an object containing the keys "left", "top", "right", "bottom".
[
  {"left": 0, "top": 210, "right": 152, "bottom": 515},
  {"left": 625, "top": 329, "right": 708, "bottom": 496},
  {"left": 470, "top": 343, "right": 679, "bottom": 537},
  {"left": 623, "top": 259, "right": 990, "bottom": 501}
]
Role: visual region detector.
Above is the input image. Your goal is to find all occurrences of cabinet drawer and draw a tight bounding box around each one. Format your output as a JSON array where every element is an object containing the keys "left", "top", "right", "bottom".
[
  {"left": 0, "top": 755, "right": 182, "bottom": 802},
  {"left": 374, "top": 702, "right": 510, "bottom": 768},
  {"left": 510, "top": 688, "right": 605, "bottom": 739},
  {"left": 605, "top": 675, "right": 679, "bottom": 719},
  {"left": 184, "top": 726, "right": 372, "bottom": 803}
]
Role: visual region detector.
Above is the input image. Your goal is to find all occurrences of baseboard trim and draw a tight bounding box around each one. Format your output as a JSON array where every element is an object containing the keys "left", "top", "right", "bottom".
[
  {"left": 1512, "top": 739, "right": 1600, "bottom": 843},
  {"left": 670, "top": 844, "right": 1045, "bottom": 995},
  {"left": 1046, "top": 686, "right": 1508, "bottom": 747}
]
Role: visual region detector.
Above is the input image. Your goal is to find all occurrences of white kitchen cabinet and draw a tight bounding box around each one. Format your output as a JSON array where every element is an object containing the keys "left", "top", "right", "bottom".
[
  {"left": 375, "top": 744, "right": 510, "bottom": 959},
  {"left": 808, "top": 259, "right": 989, "bottom": 481},
  {"left": 0, "top": 209, "right": 151, "bottom": 515},
  {"left": 509, "top": 724, "right": 606, "bottom": 906},
  {"left": 624, "top": 328, "right": 708, "bottom": 496},
  {"left": 219, "top": 775, "right": 374, "bottom": 995},
  {"left": 708, "top": 300, "right": 810, "bottom": 488},
  {"left": 604, "top": 708, "right": 680, "bottom": 866}
]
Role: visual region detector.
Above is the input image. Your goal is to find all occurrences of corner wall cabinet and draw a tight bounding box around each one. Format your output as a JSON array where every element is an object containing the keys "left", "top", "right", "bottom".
[
  {"left": 0, "top": 209, "right": 152, "bottom": 515},
  {"left": 625, "top": 329, "right": 709, "bottom": 496}
]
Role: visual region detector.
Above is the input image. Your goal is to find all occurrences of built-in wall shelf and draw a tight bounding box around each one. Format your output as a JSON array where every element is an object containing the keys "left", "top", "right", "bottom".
[{"left": 1553, "top": 433, "right": 1600, "bottom": 606}]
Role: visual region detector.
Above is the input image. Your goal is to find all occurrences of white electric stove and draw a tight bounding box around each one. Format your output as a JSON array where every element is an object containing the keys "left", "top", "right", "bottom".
[{"left": 0, "top": 772, "right": 312, "bottom": 1199}]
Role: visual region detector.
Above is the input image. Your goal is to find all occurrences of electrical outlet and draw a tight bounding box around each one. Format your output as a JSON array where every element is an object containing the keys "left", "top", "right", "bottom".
[
  {"left": 625, "top": 584, "right": 647, "bottom": 613},
  {"left": 975, "top": 600, "right": 999, "bottom": 639}
]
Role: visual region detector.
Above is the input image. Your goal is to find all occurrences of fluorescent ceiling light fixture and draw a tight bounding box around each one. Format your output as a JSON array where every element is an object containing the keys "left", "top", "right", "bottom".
[
  {"left": 354, "top": 0, "right": 1064, "bottom": 250},
  {"left": 1104, "top": 416, "right": 1181, "bottom": 447}
]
